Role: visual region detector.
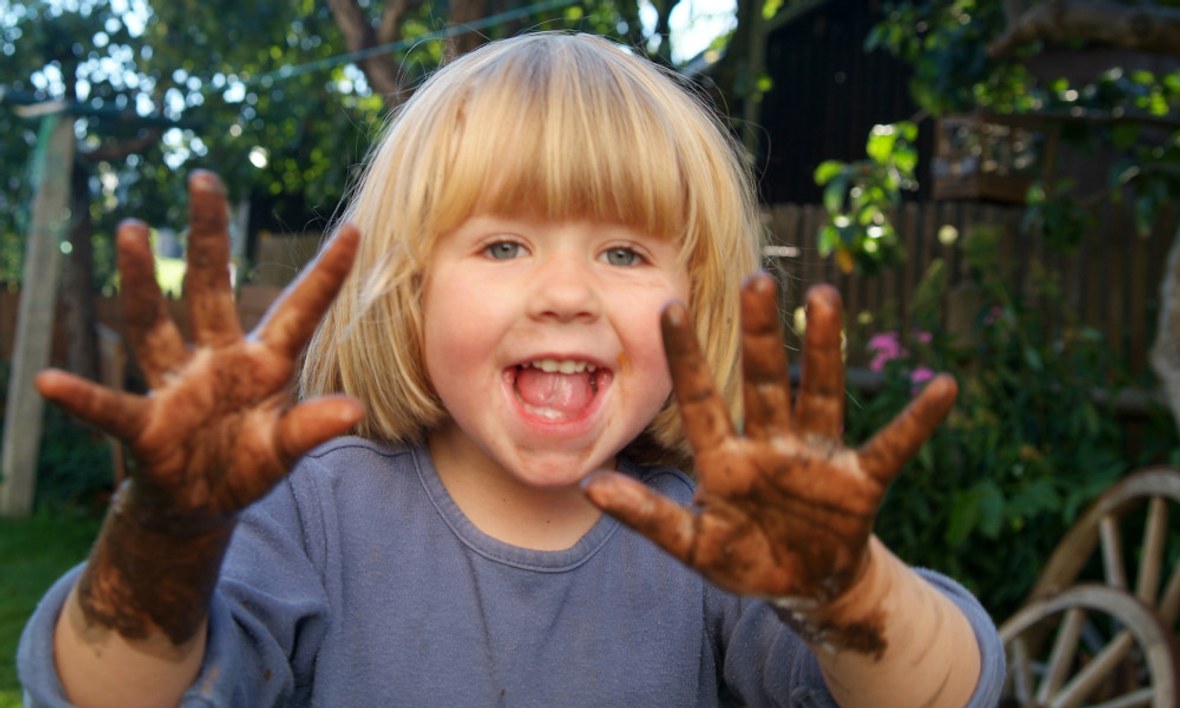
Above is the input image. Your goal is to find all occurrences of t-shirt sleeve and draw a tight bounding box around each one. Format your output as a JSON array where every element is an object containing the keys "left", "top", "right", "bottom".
[
  {"left": 179, "top": 475, "right": 334, "bottom": 705},
  {"left": 17, "top": 474, "right": 332, "bottom": 707}
]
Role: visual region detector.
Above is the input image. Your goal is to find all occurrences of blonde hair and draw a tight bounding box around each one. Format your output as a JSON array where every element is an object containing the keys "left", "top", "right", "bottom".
[{"left": 300, "top": 32, "right": 763, "bottom": 465}]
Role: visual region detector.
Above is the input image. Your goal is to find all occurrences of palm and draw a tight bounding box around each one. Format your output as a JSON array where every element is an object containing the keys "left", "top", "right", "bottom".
[
  {"left": 586, "top": 275, "right": 956, "bottom": 604},
  {"left": 36, "top": 171, "right": 362, "bottom": 524}
]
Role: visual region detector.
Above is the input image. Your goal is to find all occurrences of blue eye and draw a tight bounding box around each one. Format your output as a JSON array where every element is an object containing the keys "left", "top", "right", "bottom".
[
  {"left": 603, "top": 247, "right": 641, "bottom": 266},
  {"left": 486, "top": 241, "right": 523, "bottom": 260}
]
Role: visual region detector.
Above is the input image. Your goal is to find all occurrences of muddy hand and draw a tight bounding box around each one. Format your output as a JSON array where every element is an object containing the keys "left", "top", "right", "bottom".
[
  {"left": 37, "top": 171, "right": 361, "bottom": 523},
  {"left": 35, "top": 171, "right": 362, "bottom": 645},
  {"left": 585, "top": 273, "right": 956, "bottom": 606}
]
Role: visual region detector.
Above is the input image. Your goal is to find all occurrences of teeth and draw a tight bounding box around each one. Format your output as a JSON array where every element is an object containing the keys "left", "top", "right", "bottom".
[{"left": 526, "top": 359, "right": 598, "bottom": 374}]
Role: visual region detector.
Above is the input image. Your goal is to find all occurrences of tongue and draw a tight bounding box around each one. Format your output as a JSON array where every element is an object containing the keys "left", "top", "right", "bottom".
[{"left": 516, "top": 368, "right": 596, "bottom": 416}]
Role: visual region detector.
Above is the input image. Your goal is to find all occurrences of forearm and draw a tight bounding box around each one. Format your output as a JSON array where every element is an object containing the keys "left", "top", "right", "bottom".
[
  {"left": 55, "top": 584, "right": 207, "bottom": 708},
  {"left": 777, "top": 537, "right": 982, "bottom": 708},
  {"left": 54, "top": 481, "right": 236, "bottom": 708}
]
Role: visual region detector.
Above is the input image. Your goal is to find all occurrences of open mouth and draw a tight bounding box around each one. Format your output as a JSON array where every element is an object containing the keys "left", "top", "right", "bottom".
[{"left": 511, "top": 358, "right": 611, "bottom": 421}]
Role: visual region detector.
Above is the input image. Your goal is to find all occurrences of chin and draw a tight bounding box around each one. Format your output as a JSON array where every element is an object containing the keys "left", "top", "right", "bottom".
[{"left": 504, "top": 448, "right": 613, "bottom": 489}]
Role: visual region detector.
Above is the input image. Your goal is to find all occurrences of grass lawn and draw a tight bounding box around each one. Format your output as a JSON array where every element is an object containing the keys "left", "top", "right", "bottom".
[{"left": 0, "top": 509, "right": 101, "bottom": 706}]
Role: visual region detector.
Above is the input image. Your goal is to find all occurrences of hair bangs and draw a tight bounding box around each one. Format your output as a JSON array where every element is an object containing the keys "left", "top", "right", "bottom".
[{"left": 425, "top": 36, "right": 693, "bottom": 244}]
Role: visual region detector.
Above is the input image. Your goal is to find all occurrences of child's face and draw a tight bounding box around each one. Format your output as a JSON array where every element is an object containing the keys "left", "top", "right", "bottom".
[{"left": 422, "top": 215, "right": 689, "bottom": 489}]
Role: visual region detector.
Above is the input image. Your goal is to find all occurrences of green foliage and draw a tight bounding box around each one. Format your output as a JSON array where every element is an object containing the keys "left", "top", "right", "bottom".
[
  {"left": 846, "top": 227, "right": 1177, "bottom": 619},
  {"left": 814, "top": 121, "right": 917, "bottom": 274},
  {"left": 32, "top": 404, "right": 115, "bottom": 513},
  {"left": 866, "top": 2, "right": 1011, "bottom": 115},
  {"left": 0, "top": 364, "right": 109, "bottom": 696},
  {"left": 0, "top": 508, "right": 102, "bottom": 698},
  {"left": 866, "top": 2, "right": 1180, "bottom": 245},
  {"left": 0, "top": 0, "right": 672, "bottom": 291},
  {"left": 1021, "top": 178, "right": 1094, "bottom": 250},
  {"left": 0, "top": 358, "right": 115, "bottom": 512}
]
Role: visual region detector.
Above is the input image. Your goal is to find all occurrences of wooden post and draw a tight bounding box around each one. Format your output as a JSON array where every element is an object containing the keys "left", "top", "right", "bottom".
[{"left": 0, "top": 114, "right": 75, "bottom": 518}]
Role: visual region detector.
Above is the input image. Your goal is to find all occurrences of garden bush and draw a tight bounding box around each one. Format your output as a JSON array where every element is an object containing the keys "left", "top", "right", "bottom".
[{"left": 845, "top": 226, "right": 1178, "bottom": 620}]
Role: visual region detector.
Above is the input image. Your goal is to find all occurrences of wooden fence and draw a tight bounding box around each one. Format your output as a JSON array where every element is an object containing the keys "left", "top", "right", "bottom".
[
  {"left": 0, "top": 199, "right": 1168, "bottom": 377},
  {"left": 765, "top": 201, "right": 1172, "bottom": 374},
  {"left": 0, "top": 283, "right": 283, "bottom": 369}
]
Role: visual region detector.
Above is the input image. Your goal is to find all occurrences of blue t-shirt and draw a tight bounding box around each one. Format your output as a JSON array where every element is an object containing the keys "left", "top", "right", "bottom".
[{"left": 20, "top": 438, "right": 1005, "bottom": 706}]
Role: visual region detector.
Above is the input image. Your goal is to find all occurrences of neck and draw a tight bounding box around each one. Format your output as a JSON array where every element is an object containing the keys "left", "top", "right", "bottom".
[{"left": 427, "top": 426, "right": 605, "bottom": 551}]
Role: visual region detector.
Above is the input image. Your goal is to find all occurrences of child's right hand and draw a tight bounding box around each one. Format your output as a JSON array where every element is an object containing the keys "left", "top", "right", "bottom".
[
  {"left": 39, "top": 170, "right": 362, "bottom": 527},
  {"left": 37, "top": 170, "right": 363, "bottom": 647}
]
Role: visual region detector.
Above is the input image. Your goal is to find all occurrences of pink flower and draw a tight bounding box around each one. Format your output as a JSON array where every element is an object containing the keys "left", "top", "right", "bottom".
[
  {"left": 868, "top": 331, "right": 907, "bottom": 372},
  {"left": 868, "top": 331, "right": 903, "bottom": 355},
  {"left": 910, "top": 366, "right": 935, "bottom": 384}
]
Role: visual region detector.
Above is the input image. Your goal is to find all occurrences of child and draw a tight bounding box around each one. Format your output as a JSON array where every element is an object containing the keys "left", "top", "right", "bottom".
[{"left": 21, "top": 32, "right": 1004, "bottom": 706}]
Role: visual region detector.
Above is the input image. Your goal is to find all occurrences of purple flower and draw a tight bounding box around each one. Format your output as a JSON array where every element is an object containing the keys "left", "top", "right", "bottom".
[
  {"left": 868, "top": 331, "right": 907, "bottom": 372},
  {"left": 910, "top": 366, "right": 935, "bottom": 384}
]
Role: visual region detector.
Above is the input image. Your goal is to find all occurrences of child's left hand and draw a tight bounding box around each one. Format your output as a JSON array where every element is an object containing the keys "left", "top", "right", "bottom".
[{"left": 584, "top": 272, "right": 956, "bottom": 629}]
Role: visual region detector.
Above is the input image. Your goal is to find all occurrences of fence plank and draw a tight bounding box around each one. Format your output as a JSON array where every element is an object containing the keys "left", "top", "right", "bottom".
[
  {"left": 1, "top": 117, "right": 74, "bottom": 518},
  {"left": 763, "top": 200, "right": 1165, "bottom": 371}
]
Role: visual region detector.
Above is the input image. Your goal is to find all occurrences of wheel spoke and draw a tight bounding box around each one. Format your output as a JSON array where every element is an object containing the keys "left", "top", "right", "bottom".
[
  {"left": 1051, "top": 631, "right": 1135, "bottom": 708},
  {"left": 1089, "top": 687, "right": 1157, "bottom": 708},
  {"left": 1038, "top": 607, "right": 1085, "bottom": 703},
  {"left": 1009, "top": 636, "right": 1036, "bottom": 705},
  {"left": 1135, "top": 496, "right": 1167, "bottom": 606},
  {"left": 1100, "top": 514, "right": 1128, "bottom": 591},
  {"left": 1158, "top": 559, "right": 1180, "bottom": 625}
]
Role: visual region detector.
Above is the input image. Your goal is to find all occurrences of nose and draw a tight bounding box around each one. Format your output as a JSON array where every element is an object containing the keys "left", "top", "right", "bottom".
[{"left": 526, "top": 253, "right": 601, "bottom": 323}]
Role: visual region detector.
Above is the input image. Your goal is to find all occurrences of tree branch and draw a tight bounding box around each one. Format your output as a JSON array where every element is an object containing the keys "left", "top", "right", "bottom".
[
  {"left": 989, "top": 0, "right": 1180, "bottom": 59},
  {"left": 378, "top": 0, "right": 410, "bottom": 44},
  {"left": 81, "top": 131, "right": 163, "bottom": 163},
  {"left": 327, "top": 0, "right": 407, "bottom": 107},
  {"left": 446, "top": 0, "right": 488, "bottom": 59}
]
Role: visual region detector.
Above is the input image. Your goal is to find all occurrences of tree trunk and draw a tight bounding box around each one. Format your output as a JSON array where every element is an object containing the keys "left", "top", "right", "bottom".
[
  {"left": 60, "top": 160, "right": 99, "bottom": 382},
  {"left": 446, "top": 0, "right": 489, "bottom": 58},
  {"left": 990, "top": 0, "right": 1180, "bottom": 58},
  {"left": 1150, "top": 226, "right": 1180, "bottom": 436},
  {"left": 327, "top": 0, "right": 413, "bottom": 109}
]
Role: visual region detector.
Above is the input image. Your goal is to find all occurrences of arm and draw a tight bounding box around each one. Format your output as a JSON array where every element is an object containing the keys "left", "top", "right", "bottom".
[
  {"left": 785, "top": 538, "right": 981, "bottom": 706},
  {"left": 39, "top": 171, "right": 362, "bottom": 708},
  {"left": 585, "top": 274, "right": 987, "bottom": 706}
]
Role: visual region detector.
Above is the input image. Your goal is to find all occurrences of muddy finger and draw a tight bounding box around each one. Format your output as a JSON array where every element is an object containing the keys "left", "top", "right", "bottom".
[
  {"left": 663, "top": 301, "right": 735, "bottom": 459},
  {"left": 583, "top": 471, "right": 697, "bottom": 562},
  {"left": 255, "top": 225, "right": 359, "bottom": 359},
  {"left": 36, "top": 369, "right": 146, "bottom": 442},
  {"left": 739, "top": 273, "right": 792, "bottom": 441},
  {"left": 795, "top": 284, "right": 845, "bottom": 439},
  {"left": 857, "top": 374, "right": 957, "bottom": 484},
  {"left": 183, "top": 171, "right": 242, "bottom": 348},
  {"left": 274, "top": 395, "right": 365, "bottom": 468},
  {"left": 116, "top": 220, "right": 188, "bottom": 389}
]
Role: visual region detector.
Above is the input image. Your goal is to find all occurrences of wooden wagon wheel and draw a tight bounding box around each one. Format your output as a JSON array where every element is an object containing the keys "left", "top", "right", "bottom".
[
  {"left": 1030, "top": 466, "right": 1180, "bottom": 629},
  {"left": 1000, "top": 584, "right": 1180, "bottom": 707}
]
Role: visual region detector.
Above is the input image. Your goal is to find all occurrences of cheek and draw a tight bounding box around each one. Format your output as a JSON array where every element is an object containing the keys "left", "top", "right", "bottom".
[
  {"left": 423, "top": 313, "right": 488, "bottom": 386},
  {"left": 618, "top": 307, "right": 677, "bottom": 401},
  {"left": 422, "top": 290, "right": 479, "bottom": 386}
]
